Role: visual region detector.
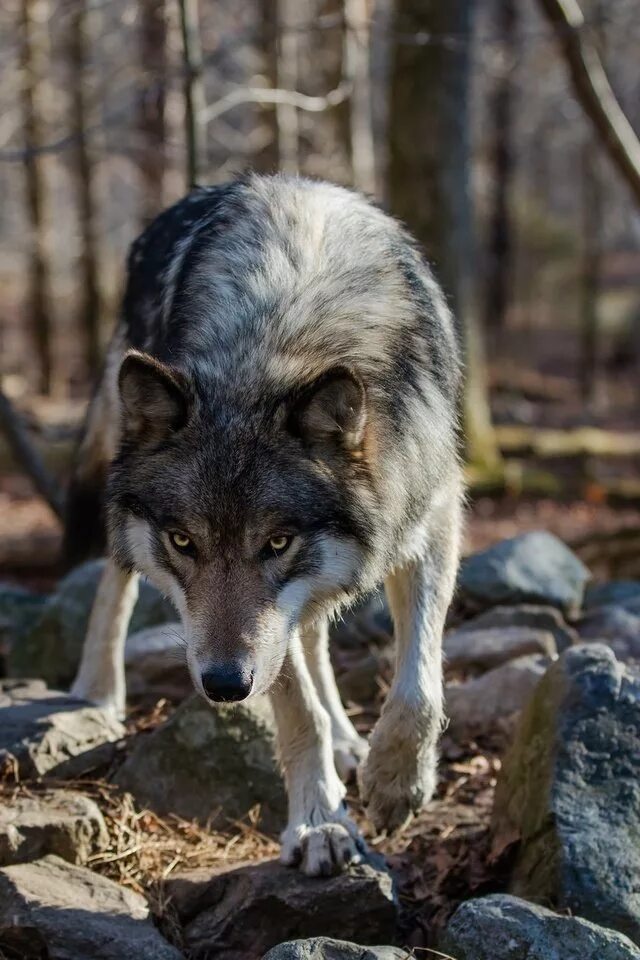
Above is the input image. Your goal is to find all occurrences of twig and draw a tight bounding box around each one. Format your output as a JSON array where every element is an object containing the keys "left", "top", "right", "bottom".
[{"left": 201, "top": 82, "right": 352, "bottom": 125}]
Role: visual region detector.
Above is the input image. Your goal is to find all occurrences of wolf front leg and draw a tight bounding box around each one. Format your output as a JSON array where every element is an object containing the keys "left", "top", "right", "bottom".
[
  {"left": 301, "top": 620, "right": 369, "bottom": 783},
  {"left": 360, "top": 494, "right": 462, "bottom": 833},
  {"left": 71, "top": 559, "right": 139, "bottom": 718},
  {"left": 269, "top": 631, "right": 364, "bottom": 876}
]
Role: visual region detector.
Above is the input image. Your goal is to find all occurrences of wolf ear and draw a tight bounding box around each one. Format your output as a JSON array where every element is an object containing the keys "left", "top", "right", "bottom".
[
  {"left": 118, "top": 351, "right": 189, "bottom": 441},
  {"left": 291, "top": 367, "right": 366, "bottom": 450}
]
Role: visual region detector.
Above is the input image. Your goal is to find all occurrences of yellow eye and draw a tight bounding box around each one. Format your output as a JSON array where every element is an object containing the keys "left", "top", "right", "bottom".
[
  {"left": 268, "top": 534, "right": 292, "bottom": 555},
  {"left": 170, "top": 531, "right": 192, "bottom": 553}
]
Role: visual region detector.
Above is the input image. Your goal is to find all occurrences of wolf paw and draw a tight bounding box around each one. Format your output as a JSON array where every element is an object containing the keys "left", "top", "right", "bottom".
[
  {"left": 360, "top": 736, "right": 437, "bottom": 834},
  {"left": 333, "top": 732, "right": 369, "bottom": 784},
  {"left": 280, "top": 810, "right": 366, "bottom": 876}
]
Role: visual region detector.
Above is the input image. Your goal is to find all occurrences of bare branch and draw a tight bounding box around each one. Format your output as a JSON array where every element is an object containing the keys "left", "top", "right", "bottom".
[
  {"left": 536, "top": 0, "right": 640, "bottom": 206},
  {"left": 201, "top": 82, "right": 352, "bottom": 125}
]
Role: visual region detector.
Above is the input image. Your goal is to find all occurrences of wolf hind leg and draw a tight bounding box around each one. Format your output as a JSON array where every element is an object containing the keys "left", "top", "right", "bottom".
[
  {"left": 301, "top": 619, "right": 368, "bottom": 783},
  {"left": 71, "top": 559, "right": 139, "bottom": 718},
  {"left": 360, "top": 489, "right": 462, "bottom": 833}
]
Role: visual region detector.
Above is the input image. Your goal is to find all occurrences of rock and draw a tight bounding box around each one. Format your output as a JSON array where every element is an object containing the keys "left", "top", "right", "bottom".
[
  {"left": 0, "top": 855, "right": 182, "bottom": 959},
  {"left": 584, "top": 581, "right": 640, "bottom": 614},
  {"left": 125, "top": 623, "right": 191, "bottom": 702},
  {"left": 336, "top": 648, "right": 392, "bottom": 704},
  {"left": 456, "top": 603, "right": 578, "bottom": 653},
  {"left": 166, "top": 856, "right": 396, "bottom": 960},
  {"left": 0, "top": 679, "right": 123, "bottom": 779},
  {"left": 8, "top": 560, "right": 175, "bottom": 688},
  {"left": 457, "top": 532, "right": 590, "bottom": 616},
  {"left": 492, "top": 644, "right": 640, "bottom": 944},
  {"left": 576, "top": 607, "right": 640, "bottom": 660},
  {"left": 444, "top": 626, "right": 557, "bottom": 674},
  {"left": 445, "top": 655, "right": 548, "bottom": 740},
  {"left": 440, "top": 894, "right": 640, "bottom": 960},
  {"left": 0, "top": 789, "right": 108, "bottom": 865},
  {"left": 263, "top": 939, "right": 406, "bottom": 960},
  {"left": 0, "top": 584, "right": 46, "bottom": 668},
  {"left": 116, "top": 693, "right": 286, "bottom": 831}
]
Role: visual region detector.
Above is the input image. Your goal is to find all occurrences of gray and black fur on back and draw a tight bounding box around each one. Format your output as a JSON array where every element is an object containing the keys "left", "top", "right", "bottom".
[{"left": 64, "top": 174, "right": 461, "bottom": 677}]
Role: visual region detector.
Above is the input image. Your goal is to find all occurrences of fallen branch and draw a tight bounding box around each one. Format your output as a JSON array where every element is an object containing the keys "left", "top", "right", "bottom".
[
  {"left": 0, "top": 385, "right": 64, "bottom": 520},
  {"left": 495, "top": 424, "right": 640, "bottom": 459},
  {"left": 536, "top": 0, "right": 640, "bottom": 205}
]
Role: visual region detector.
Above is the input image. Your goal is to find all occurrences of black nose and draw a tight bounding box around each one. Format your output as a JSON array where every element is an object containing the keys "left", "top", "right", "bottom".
[{"left": 201, "top": 666, "right": 253, "bottom": 703}]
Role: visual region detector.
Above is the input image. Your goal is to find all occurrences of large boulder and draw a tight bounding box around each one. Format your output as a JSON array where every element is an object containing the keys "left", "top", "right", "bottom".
[
  {"left": 454, "top": 603, "right": 577, "bottom": 653},
  {"left": 0, "top": 789, "right": 108, "bottom": 866},
  {"left": 166, "top": 856, "right": 396, "bottom": 960},
  {"left": 445, "top": 655, "right": 548, "bottom": 740},
  {"left": 444, "top": 626, "right": 556, "bottom": 674},
  {"left": 584, "top": 581, "right": 640, "bottom": 614},
  {"left": 0, "top": 584, "right": 46, "bottom": 669},
  {"left": 116, "top": 693, "right": 286, "bottom": 832},
  {"left": 576, "top": 606, "right": 640, "bottom": 661},
  {"left": 492, "top": 644, "right": 640, "bottom": 944},
  {"left": 8, "top": 560, "right": 175, "bottom": 688},
  {"left": 0, "top": 855, "right": 182, "bottom": 959},
  {"left": 440, "top": 894, "right": 640, "bottom": 960},
  {"left": 457, "top": 532, "right": 590, "bottom": 616},
  {"left": 0, "top": 679, "right": 123, "bottom": 779},
  {"left": 263, "top": 940, "right": 406, "bottom": 960},
  {"left": 125, "top": 623, "right": 191, "bottom": 702}
]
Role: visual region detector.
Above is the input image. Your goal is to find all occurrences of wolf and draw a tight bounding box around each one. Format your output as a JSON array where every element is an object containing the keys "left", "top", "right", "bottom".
[{"left": 66, "top": 173, "right": 463, "bottom": 876}]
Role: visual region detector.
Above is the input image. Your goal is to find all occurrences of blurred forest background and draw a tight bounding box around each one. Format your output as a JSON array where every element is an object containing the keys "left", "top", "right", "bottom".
[{"left": 0, "top": 0, "right": 639, "bottom": 585}]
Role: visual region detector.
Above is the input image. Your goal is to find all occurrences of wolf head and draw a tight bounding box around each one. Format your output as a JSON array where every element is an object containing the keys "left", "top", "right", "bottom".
[{"left": 107, "top": 351, "right": 379, "bottom": 702}]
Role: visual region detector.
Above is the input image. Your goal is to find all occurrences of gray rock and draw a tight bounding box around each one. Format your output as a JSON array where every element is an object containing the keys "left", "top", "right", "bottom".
[
  {"left": 0, "top": 855, "right": 182, "bottom": 959},
  {"left": 167, "top": 856, "right": 396, "bottom": 960},
  {"left": 456, "top": 603, "right": 578, "bottom": 653},
  {"left": 8, "top": 560, "right": 175, "bottom": 687},
  {"left": 0, "top": 584, "right": 46, "bottom": 664},
  {"left": 440, "top": 894, "right": 640, "bottom": 960},
  {"left": 264, "top": 939, "right": 406, "bottom": 960},
  {"left": 116, "top": 693, "right": 286, "bottom": 832},
  {"left": 0, "top": 679, "right": 123, "bottom": 779},
  {"left": 336, "top": 647, "right": 393, "bottom": 704},
  {"left": 330, "top": 590, "right": 394, "bottom": 650},
  {"left": 584, "top": 581, "right": 640, "bottom": 614},
  {"left": 0, "top": 790, "right": 108, "bottom": 865},
  {"left": 492, "top": 644, "right": 640, "bottom": 944},
  {"left": 457, "top": 532, "right": 590, "bottom": 616},
  {"left": 444, "top": 626, "right": 557, "bottom": 674},
  {"left": 125, "top": 623, "right": 191, "bottom": 702},
  {"left": 576, "top": 607, "right": 640, "bottom": 660},
  {"left": 446, "top": 655, "right": 548, "bottom": 739}
]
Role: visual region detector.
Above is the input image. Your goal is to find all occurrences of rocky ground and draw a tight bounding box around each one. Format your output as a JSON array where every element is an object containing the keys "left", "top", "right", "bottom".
[{"left": 1, "top": 531, "right": 640, "bottom": 958}]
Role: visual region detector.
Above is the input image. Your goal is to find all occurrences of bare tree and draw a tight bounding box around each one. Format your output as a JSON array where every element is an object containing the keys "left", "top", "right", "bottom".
[
  {"left": 178, "top": 0, "right": 206, "bottom": 186},
  {"left": 19, "top": 0, "right": 52, "bottom": 394},
  {"left": 484, "top": 0, "right": 517, "bottom": 343},
  {"left": 253, "top": 0, "right": 279, "bottom": 173},
  {"left": 69, "top": 0, "right": 101, "bottom": 379},
  {"left": 537, "top": 0, "right": 640, "bottom": 206},
  {"left": 276, "top": 0, "right": 301, "bottom": 174},
  {"left": 388, "top": 0, "right": 500, "bottom": 468},
  {"left": 138, "top": 0, "right": 168, "bottom": 222}
]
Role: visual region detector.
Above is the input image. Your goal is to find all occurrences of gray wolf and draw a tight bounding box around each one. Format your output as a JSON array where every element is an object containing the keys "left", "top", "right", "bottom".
[{"left": 67, "top": 173, "right": 463, "bottom": 876}]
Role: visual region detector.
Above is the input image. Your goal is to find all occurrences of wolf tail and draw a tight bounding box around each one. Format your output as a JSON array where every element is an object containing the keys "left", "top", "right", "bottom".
[{"left": 62, "top": 338, "right": 123, "bottom": 569}]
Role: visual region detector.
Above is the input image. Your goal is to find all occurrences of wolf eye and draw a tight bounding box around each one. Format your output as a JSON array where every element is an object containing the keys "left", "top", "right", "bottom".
[
  {"left": 268, "top": 534, "right": 292, "bottom": 556},
  {"left": 169, "top": 531, "right": 193, "bottom": 555}
]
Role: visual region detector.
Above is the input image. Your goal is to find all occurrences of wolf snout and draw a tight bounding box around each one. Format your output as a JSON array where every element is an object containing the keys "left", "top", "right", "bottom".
[{"left": 200, "top": 664, "right": 254, "bottom": 703}]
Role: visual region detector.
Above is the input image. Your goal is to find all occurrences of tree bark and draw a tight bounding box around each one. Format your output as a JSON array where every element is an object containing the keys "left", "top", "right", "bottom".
[
  {"left": 69, "top": 0, "right": 101, "bottom": 380},
  {"left": 0, "top": 385, "right": 63, "bottom": 519},
  {"left": 178, "top": 0, "right": 206, "bottom": 186},
  {"left": 19, "top": 0, "right": 53, "bottom": 395},
  {"left": 138, "top": 0, "right": 167, "bottom": 222},
  {"left": 276, "top": 0, "right": 300, "bottom": 174},
  {"left": 344, "top": 0, "right": 376, "bottom": 195},
  {"left": 536, "top": 0, "right": 640, "bottom": 207},
  {"left": 388, "top": 0, "right": 500, "bottom": 468},
  {"left": 484, "top": 0, "right": 517, "bottom": 342}
]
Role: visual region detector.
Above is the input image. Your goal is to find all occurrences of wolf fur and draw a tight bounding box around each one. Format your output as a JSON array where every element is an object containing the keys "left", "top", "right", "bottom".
[{"left": 69, "top": 173, "right": 463, "bottom": 876}]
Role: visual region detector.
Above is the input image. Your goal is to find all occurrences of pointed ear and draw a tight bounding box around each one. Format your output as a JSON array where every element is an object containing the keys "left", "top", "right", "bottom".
[
  {"left": 290, "top": 367, "right": 367, "bottom": 450},
  {"left": 118, "top": 351, "right": 189, "bottom": 441}
]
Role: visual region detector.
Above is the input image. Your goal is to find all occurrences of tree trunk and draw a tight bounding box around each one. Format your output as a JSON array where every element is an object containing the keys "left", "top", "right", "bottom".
[
  {"left": 138, "top": 0, "right": 167, "bottom": 222},
  {"left": 387, "top": 0, "right": 500, "bottom": 468},
  {"left": 344, "top": 0, "right": 376, "bottom": 195},
  {"left": 276, "top": 0, "right": 300, "bottom": 174},
  {"left": 69, "top": 0, "right": 101, "bottom": 380},
  {"left": 484, "top": 0, "right": 517, "bottom": 343},
  {"left": 178, "top": 0, "right": 206, "bottom": 186},
  {"left": 253, "top": 0, "right": 279, "bottom": 174},
  {"left": 19, "top": 0, "right": 52, "bottom": 395}
]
